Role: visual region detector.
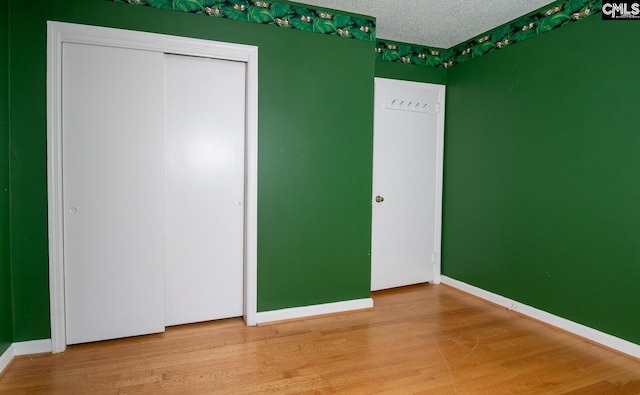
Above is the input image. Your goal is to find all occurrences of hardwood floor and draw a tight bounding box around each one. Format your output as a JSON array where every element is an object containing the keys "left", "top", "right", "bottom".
[{"left": 1, "top": 284, "right": 640, "bottom": 394}]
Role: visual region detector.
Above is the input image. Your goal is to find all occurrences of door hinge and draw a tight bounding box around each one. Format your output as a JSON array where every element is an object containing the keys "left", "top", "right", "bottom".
[
  {"left": 432, "top": 252, "right": 437, "bottom": 263},
  {"left": 436, "top": 103, "right": 441, "bottom": 114}
]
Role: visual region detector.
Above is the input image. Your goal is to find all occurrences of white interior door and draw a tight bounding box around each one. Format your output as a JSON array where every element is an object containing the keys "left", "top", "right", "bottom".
[
  {"left": 164, "top": 55, "right": 245, "bottom": 326},
  {"left": 63, "top": 43, "right": 166, "bottom": 344},
  {"left": 371, "top": 78, "right": 444, "bottom": 291}
]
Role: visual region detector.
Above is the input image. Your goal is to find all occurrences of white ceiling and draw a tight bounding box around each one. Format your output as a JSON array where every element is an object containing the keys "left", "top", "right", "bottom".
[{"left": 299, "top": 0, "right": 557, "bottom": 48}]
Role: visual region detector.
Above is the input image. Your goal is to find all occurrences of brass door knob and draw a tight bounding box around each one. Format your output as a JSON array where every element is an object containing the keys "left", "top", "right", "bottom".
[{"left": 375, "top": 196, "right": 384, "bottom": 203}]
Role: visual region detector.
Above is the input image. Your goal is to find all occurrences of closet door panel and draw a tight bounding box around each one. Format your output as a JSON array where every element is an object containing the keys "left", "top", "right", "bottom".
[
  {"left": 63, "top": 43, "right": 166, "bottom": 344},
  {"left": 164, "top": 54, "right": 245, "bottom": 326}
]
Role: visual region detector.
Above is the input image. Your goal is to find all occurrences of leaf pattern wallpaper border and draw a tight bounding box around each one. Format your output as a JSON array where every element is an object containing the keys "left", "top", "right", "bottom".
[
  {"left": 112, "top": 0, "right": 600, "bottom": 68},
  {"left": 111, "top": 0, "right": 376, "bottom": 41},
  {"left": 375, "top": 0, "right": 601, "bottom": 68}
]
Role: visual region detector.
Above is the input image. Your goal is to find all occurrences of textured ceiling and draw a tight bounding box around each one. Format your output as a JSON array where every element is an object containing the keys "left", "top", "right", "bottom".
[{"left": 298, "top": 0, "right": 557, "bottom": 48}]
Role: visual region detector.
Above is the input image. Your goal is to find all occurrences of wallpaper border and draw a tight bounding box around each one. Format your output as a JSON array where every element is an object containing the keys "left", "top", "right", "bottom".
[
  {"left": 375, "top": 0, "right": 601, "bottom": 68},
  {"left": 110, "top": 0, "right": 376, "bottom": 42},
  {"left": 111, "top": 0, "right": 600, "bottom": 68}
]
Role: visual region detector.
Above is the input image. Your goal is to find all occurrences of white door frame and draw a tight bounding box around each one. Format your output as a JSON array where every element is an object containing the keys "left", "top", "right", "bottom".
[
  {"left": 373, "top": 78, "right": 445, "bottom": 286},
  {"left": 46, "top": 21, "right": 259, "bottom": 353}
]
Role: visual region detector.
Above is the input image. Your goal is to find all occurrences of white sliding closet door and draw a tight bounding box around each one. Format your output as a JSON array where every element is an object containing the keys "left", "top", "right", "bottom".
[
  {"left": 164, "top": 55, "right": 245, "bottom": 326},
  {"left": 63, "top": 43, "right": 166, "bottom": 344},
  {"left": 62, "top": 44, "right": 246, "bottom": 345}
]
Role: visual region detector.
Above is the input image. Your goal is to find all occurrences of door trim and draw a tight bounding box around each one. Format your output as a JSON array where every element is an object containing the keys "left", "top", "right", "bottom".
[
  {"left": 46, "top": 21, "right": 259, "bottom": 353},
  {"left": 373, "top": 78, "right": 445, "bottom": 286}
]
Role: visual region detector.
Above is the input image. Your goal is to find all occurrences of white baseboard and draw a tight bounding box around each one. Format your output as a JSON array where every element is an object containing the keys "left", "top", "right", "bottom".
[
  {"left": 256, "top": 298, "right": 374, "bottom": 324},
  {"left": 0, "top": 345, "right": 15, "bottom": 375},
  {"left": 13, "top": 339, "right": 52, "bottom": 356},
  {"left": 0, "top": 339, "right": 53, "bottom": 376},
  {"left": 441, "top": 276, "right": 640, "bottom": 360}
]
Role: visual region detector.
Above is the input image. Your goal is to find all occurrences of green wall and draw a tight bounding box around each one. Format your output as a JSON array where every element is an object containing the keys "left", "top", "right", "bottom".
[
  {"left": 8, "top": 0, "right": 374, "bottom": 340},
  {"left": 375, "top": 60, "right": 446, "bottom": 84},
  {"left": 0, "top": 0, "right": 13, "bottom": 355},
  {"left": 10, "top": 0, "right": 637, "bottom": 350},
  {"left": 443, "top": 15, "right": 640, "bottom": 344}
]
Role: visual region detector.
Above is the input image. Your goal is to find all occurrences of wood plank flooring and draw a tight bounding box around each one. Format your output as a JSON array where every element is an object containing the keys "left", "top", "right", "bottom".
[{"left": 1, "top": 284, "right": 639, "bottom": 394}]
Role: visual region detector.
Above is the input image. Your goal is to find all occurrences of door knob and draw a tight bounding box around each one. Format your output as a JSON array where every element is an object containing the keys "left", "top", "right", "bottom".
[{"left": 375, "top": 196, "right": 384, "bottom": 203}]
